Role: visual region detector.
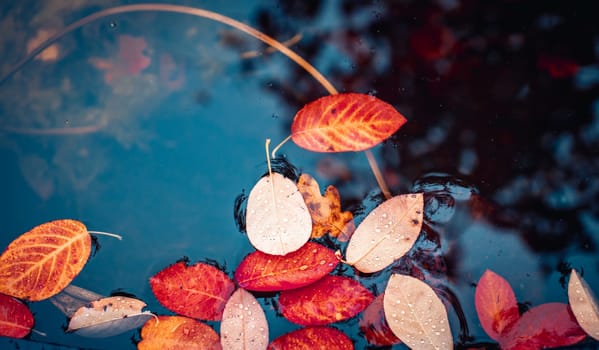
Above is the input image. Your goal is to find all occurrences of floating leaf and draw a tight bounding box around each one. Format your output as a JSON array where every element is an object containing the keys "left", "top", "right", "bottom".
[
  {"left": 278, "top": 275, "right": 373, "bottom": 326},
  {"left": 344, "top": 193, "right": 423, "bottom": 273},
  {"left": 138, "top": 315, "right": 221, "bottom": 350},
  {"left": 267, "top": 326, "right": 353, "bottom": 349},
  {"left": 234, "top": 242, "right": 338, "bottom": 292},
  {"left": 383, "top": 274, "right": 453, "bottom": 350},
  {"left": 50, "top": 284, "right": 105, "bottom": 318},
  {"left": 291, "top": 93, "right": 407, "bottom": 153},
  {"left": 474, "top": 269, "right": 519, "bottom": 341},
  {"left": 220, "top": 288, "right": 268, "bottom": 349},
  {"left": 246, "top": 172, "right": 312, "bottom": 255},
  {"left": 499, "top": 303, "right": 586, "bottom": 350},
  {"left": 297, "top": 173, "right": 355, "bottom": 241},
  {"left": 0, "top": 219, "right": 91, "bottom": 301},
  {"left": 150, "top": 261, "right": 235, "bottom": 321},
  {"left": 67, "top": 295, "right": 153, "bottom": 337},
  {"left": 568, "top": 269, "right": 599, "bottom": 340},
  {"left": 359, "top": 293, "right": 401, "bottom": 346},
  {"left": 0, "top": 293, "right": 34, "bottom": 338}
]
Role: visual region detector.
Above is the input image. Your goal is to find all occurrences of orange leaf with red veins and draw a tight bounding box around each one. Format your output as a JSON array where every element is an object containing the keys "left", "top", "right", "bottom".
[
  {"left": 278, "top": 275, "right": 373, "bottom": 326},
  {"left": 267, "top": 326, "right": 353, "bottom": 350},
  {"left": 359, "top": 293, "right": 401, "bottom": 346},
  {"left": 138, "top": 315, "right": 221, "bottom": 350},
  {"left": 499, "top": 303, "right": 586, "bottom": 350},
  {"left": 0, "top": 219, "right": 91, "bottom": 301},
  {"left": 291, "top": 93, "right": 407, "bottom": 153},
  {"left": 234, "top": 242, "right": 338, "bottom": 292},
  {"left": 474, "top": 269, "right": 520, "bottom": 340},
  {"left": 297, "top": 173, "right": 355, "bottom": 241},
  {"left": 149, "top": 261, "right": 235, "bottom": 321},
  {"left": 0, "top": 294, "right": 34, "bottom": 338}
]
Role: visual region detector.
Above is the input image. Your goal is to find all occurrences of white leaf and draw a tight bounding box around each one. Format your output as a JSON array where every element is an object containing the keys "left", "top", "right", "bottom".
[
  {"left": 384, "top": 274, "right": 453, "bottom": 350},
  {"left": 568, "top": 269, "right": 599, "bottom": 340},
  {"left": 67, "top": 296, "right": 154, "bottom": 337},
  {"left": 220, "top": 288, "right": 268, "bottom": 350},
  {"left": 246, "top": 172, "right": 312, "bottom": 255},
  {"left": 345, "top": 193, "right": 423, "bottom": 273}
]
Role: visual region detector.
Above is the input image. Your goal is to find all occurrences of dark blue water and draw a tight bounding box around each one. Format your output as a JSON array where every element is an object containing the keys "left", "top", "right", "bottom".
[{"left": 1, "top": 1, "right": 598, "bottom": 349}]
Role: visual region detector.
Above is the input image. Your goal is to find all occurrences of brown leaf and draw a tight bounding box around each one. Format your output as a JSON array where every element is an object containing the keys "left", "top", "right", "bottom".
[
  {"left": 297, "top": 173, "right": 355, "bottom": 241},
  {"left": 344, "top": 193, "right": 423, "bottom": 273},
  {"left": 568, "top": 269, "right": 599, "bottom": 340},
  {"left": 220, "top": 288, "right": 268, "bottom": 349},
  {"left": 0, "top": 219, "right": 91, "bottom": 301},
  {"left": 383, "top": 274, "right": 453, "bottom": 350},
  {"left": 67, "top": 295, "right": 154, "bottom": 337}
]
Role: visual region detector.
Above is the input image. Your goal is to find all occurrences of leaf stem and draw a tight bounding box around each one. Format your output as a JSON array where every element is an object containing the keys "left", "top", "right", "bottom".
[
  {"left": 365, "top": 150, "right": 392, "bottom": 199},
  {"left": 88, "top": 230, "right": 123, "bottom": 240}
]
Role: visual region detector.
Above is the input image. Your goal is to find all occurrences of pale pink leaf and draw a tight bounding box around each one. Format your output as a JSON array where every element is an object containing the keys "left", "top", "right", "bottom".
[
  {"left": 220, "top": 288, "right": 268, "bottom": 350},
  {"left": 568, "top": 269, "right": 599, "bottom": 340}
]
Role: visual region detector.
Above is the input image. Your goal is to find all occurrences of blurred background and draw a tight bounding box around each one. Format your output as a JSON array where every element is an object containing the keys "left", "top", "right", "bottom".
[{"left": 0, "top": 0, "right": 598, "bottom": 349}]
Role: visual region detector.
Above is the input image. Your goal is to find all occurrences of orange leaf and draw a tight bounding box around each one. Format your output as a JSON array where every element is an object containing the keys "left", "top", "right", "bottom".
[
  {"left": 474, "top": 269, "right": 519, "bottom": 341},
  {"left": 234, "top": 242, "right": 338, "bottom": 292},
  {"left": 149, "top": 261, "right": 235, "bottom": 321},
  {"left": 267, "top": 326, "right": 353, "bottom": 349},
  {"left": 0, "top": 219, "right": 91, "bottom": 301},
  {"left": 278, "top": 275, "right": 373, "bottom": 326},
  {"left": 138, "top": 315, "right": 221, "bottom": 350},
  {"left": 0, "top": 293, "right": 34, "bottom": 338},
  {"left": 297, "top": 173, "right": 355, "bottom": 241},
  {"left": 291, "top": 93, "right": 407, "bottom": 153}
]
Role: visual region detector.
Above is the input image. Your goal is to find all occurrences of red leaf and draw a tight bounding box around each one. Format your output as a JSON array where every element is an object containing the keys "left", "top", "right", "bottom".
[
  {"left": 499, "top": 303, "right": 587, "bottom": 350},
  {"left": 234, "top": 242, "right": 338, "bottom": 292},
  {"left": 278, "top": 275, "right": 374, "bottom": 326},
  {"left": 149, "top": 261, "right": 235, "bottom": 321},
  {"left": 359, "top": 293, "right": 401, "bottom": 346},
  {"left": 267, "top": 326, "right": 353, "bottom": 349},
  {"left": 291, "top": 93, "right": 407, "bottom": 153},
  {"left": 474, "top": 269, "right": 520, "bottom": 340},
  {"left": 0, "top": 293, "right": 34, "bottom": 338}
]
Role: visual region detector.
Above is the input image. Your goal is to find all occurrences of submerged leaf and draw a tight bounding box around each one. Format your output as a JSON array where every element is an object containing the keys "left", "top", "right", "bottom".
[
  {"left": 499, "top": 303, "right": 586, "bottom": 350},
  {"left": 0, "top": 294, "right": 34, "bottom": 338},
  {"left": 150, "top": 261, "right": 235, "bottom": 321},
  {"left": 291, "top": 93, "right": 407, "bottom": 153},
  {"left": 220, "top": 288, "right": 268, "bottom": 350},
  {"left": 0, "top": 219, "right": 91, "bottom": 301},
  {"left": 568, "top": 269, "right": 599, "bottom": 340},
  {"left": 267, "top": 326, "right": 353, "bottom": 349},
  {"left": 359, "top": 293, "right": 401, "bottom": 346},
  {"left": 67, "top": 295, "right": 153, "bottom": 337},
  {"left": 234, "top": 242, "right": 338, "bottom": 292},
  {"left": 344, "top": 193, "right": 423, "bottom": 273},
  {"left": 474, "top": 269, "right": 520, "bottom": 340},
  {"left": 246, "top": 172, "right": 312, "bottom": 255},
  {"left": 278, "top": 275, "right": 373, "bottom": 326},
  {"left": 297, "top": 173, "right": 355, "bottom": 241},
  {"left": 138, "top": 315, "right": 221, "bottom": 350},
  {"left": 383, "top": 274, "right": 453, "bottom": 350}
]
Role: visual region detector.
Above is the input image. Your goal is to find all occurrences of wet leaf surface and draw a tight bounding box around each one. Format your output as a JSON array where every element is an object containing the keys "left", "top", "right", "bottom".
[
  {"left": 474, "top": 269, "right": 519, "bottom": 340},
  {"left": 149, "top": 261, "right": 235, "bottom": 321},
  {"left": 383, "top": 273, "right": 453, "bottom": 350},
  {"left": 278, "top": 275, "right": 373, "bottom": 326},
  {"left": 245, "top": 172, "right": 312, "bottom": 255},
  {"left": 297, "top": 173, "right": 355, "bottom": 241},
  {"left": 267, "top": 326, "right": 353, "bottom": 349},
  {"left": 344, "top": 193, "right": 423, "bottom": 273},
  {"left": 0, "top": 219, "right": 91, "bottom": 301},
  {"left": 67, "top": 295, "right": 153, "bottom": 338},
  {"left": 568, "top": 269, "right": 599, "bottom": 341},
  {"left": 234, "top": 242, "right": 338, "bottom": 292},
  {"left": 138, "top": 315, "right": 221, "bottom": 350},
  {"left": 220, "top": 288, "right": 268, "bottom": 350},
  {"left": 291, "top": 93, "right": 407, "bottom": 153},
  {"left": 0, "top": 293, "right": 34, "bottom": 338}
]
